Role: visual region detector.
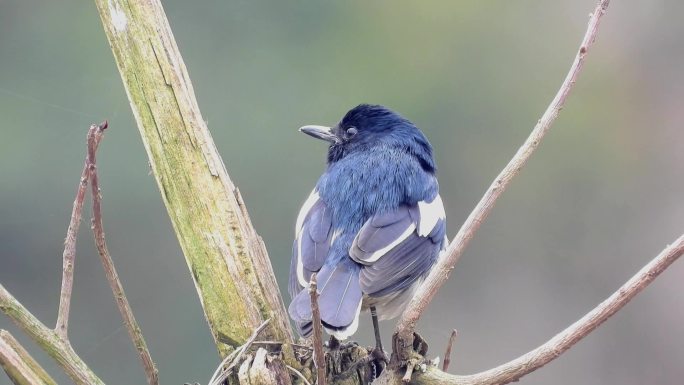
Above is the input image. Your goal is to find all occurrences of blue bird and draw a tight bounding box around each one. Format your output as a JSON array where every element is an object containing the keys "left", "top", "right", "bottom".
[{"left": 288, "top": 104, "right": 447, "bottom": 350}]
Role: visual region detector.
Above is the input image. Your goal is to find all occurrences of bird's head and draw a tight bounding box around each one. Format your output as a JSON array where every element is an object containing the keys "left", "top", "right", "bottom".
[{"left": 299, "top": 104, "right": 436, "bottom": 171}]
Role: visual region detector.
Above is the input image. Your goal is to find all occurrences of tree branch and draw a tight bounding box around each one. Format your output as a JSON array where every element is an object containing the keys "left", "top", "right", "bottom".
[
  {"left": 55, "top": 130, "right": 95, "bottom": 339},
  {"left": 390, "top": 233, "right": 684, "bottom": 385},
  {"left": 87, "top": 122, "right": 159, "bottom": 385},
  {"left": 309, "top": 274, "right": 326, "bottom": 385},
  {"left": 442, "top": 330, "right": 458, "bottom": 373},
  {"left": 0, "top": 330, "right": 57, "bottom": 385},
  {"left": 0, "top": 285, "right": 104, "bottom": 385},
  {"left": 393, "top": 0, "right": 612, "bottom": 361},
  {"left": 93, "top": 0, "right": 293, "bottom": 356}
]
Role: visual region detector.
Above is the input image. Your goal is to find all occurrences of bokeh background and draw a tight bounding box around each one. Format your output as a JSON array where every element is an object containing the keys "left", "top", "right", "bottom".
[{"left": 1, "top": 1, "right": 683, "bottom": 384}]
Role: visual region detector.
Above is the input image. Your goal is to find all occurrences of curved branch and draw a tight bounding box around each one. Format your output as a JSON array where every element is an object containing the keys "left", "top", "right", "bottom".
[
  {"left": 394, "top": 0, "right": 612, "bottom": 358},
  {"left": 400, "top": 233, "right": 684, "bottom": 385}
]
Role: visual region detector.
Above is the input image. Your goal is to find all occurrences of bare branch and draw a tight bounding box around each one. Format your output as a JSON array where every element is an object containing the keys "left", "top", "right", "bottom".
[
  {"left": 442, "top": 330, "right": 458, "bottom": 373},
  {"left": 0, "top": 285, "right": 104, "bottom": 385},
  {"left": 394, "top": 0, "right": 613, "bottom": 360},
  {"left": 383, "top": 234, "right": 684, "bottom": 385},
  {"left": 461, "top": 233, "right": 684, "bottom": 384},
  {"left": 309, "top": 274, "right": 326, "bottom": 385},
  {"left": 0, "top": 330, "right": 57, "bottom": 385},
  {"left": 55, "top": 122, "right": 107, "bottom": 339},
  {"left": 86, "top": 122, "right": 158, "bottom": 385}
]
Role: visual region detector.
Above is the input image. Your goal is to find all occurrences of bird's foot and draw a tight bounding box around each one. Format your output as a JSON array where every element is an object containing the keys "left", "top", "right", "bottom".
[
  {"left": 324, "top": 335, "right": 359, "bottom": 351},
  {"left": 369, "top": 345, "right": 389, "bottom": 379}
]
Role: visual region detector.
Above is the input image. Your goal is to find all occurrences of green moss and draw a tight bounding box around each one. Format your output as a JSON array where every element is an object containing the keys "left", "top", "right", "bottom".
[{"left": 94, "top": 0, "right": 293, "bottom": 361}]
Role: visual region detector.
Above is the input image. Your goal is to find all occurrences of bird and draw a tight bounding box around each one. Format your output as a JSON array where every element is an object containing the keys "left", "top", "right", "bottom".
[{"left": 288, "top": 104, "right": 446, "bottom": 352}]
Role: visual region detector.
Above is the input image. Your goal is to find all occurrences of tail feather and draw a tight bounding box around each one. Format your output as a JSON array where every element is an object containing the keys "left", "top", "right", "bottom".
[{"left": 287, "top": 262, "right": 363, "bottom": 338}]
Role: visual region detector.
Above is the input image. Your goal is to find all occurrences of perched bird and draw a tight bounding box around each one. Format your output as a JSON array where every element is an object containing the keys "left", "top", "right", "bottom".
[{"left": 288, "top": 104, "right": 446, "bottom": 350}]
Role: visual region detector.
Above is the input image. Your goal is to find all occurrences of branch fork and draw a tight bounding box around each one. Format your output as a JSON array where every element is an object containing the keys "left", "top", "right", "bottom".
[{"left": 1, "top": 121, "right": 158, "bottom": 385}]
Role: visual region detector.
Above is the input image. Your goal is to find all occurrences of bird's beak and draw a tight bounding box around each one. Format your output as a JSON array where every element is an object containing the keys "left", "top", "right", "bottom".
[{"left": 299, "top": 125, "right": 340, "bottom": 144}]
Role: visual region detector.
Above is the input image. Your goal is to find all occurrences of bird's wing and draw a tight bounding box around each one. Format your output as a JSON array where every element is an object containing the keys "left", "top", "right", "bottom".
[
  {"left": 289, "top": 189, "right": 333, "bottom": 299},
  {"left": 350, "top": 195, "right": 446, "bottom": 297}
]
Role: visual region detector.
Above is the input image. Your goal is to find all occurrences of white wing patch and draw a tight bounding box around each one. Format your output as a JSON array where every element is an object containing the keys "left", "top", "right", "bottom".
[
  {"left": 295, "top": 189, "right": 320, "bottom": 287},
  {"left": 330, "top": 228, "right": 343, "bottom": 245},
  {"left": 417, "top": 194, "right": 446, "bottom": 237},
  {"left": 357, "top": 223, "right": 417, "bottom": 264},
  {"left": 296, "top": 229, "right": 308, "bottom": 287},
  {"left": 295, "top": 189, "right": 320, "bottom": 235}
]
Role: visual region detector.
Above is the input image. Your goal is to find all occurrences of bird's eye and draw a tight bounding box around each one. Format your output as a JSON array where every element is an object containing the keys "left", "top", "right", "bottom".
[{"left": 345, "top": 127, "right": 358, "bottom": 138}]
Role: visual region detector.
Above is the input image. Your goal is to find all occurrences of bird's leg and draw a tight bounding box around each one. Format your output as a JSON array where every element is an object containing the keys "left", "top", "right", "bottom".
[
  {"left": 370, "top": 306, "right": 383, "bottom": 352},
  {"left": 369, "top": 305, "right": 389, "bottom": 373}
]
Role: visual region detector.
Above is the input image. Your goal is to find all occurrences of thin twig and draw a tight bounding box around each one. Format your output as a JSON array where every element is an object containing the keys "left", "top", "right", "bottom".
[
  {"left": 0, "top": 285, "right": 104, "bottom": 384},
  {"left": 394, "top": 0, "right": 613, "bottom": 361},
  {"left": 87, "top": 121, "right": 159, "bottom": 385},
  {"left": 309, "top": 274, "right": 326, "bottom": 385},
  {"left": 287, "top": 364, "right": 313, "bottom": 385},
  {"left": 208, "top": 348, "right": 242, "bottom": 385},
  {"left": 208, "top": 319, "right": 271, "bottom": 385},
  {"left": 55, "top": 123, "right": 105, "bottom": 339},
  {"left": 251, "top": 341, "right": 313, "bottom": 351},
  {"left": 442, "top": 329, "right": 458, "bottom": 372}
]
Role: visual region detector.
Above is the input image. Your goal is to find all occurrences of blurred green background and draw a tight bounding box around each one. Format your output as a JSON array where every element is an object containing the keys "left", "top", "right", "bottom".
[{"left": 1, "top": 1, "right": 683, "bottom": 384}]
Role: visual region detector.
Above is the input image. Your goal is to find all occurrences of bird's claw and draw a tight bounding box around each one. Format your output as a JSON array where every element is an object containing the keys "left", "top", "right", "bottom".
[
  {"left": 371, "top": 346, "right": 389, "bottom": 364},
  {"left": 369, "top": 346, "right": 389, "bottom": 380}
]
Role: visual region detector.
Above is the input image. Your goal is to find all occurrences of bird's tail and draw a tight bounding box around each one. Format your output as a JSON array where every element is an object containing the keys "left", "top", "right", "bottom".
[{"left": 288, "top": 262, "right": 363, "bottom": 340}]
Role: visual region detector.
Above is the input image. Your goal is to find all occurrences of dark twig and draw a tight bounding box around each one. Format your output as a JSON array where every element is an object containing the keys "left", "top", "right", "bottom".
[
  {"left": 87, "top": 121, "right": 159, "bottom": 385},
  {"left": 394, "top": 0, "right": 613, "bottom": 362},
  {"left": 55, "top": 123, "right": 105, "bottom": 339},
  {"left": 442, "top": 329, "right": 458, "bottom": 372},
  {"left": 309, "top": 274, "right": 326, "bottom": 385}
]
